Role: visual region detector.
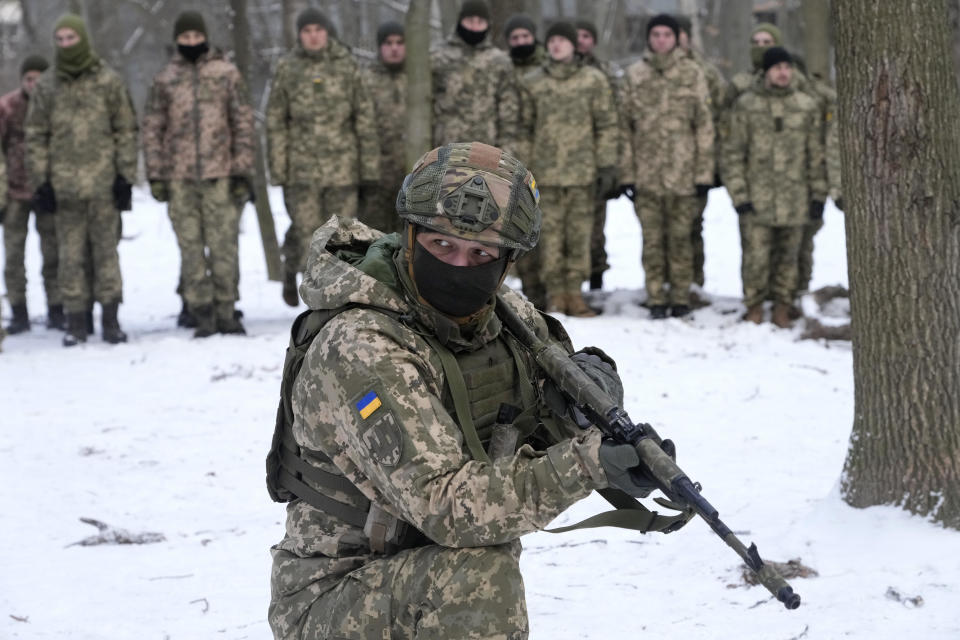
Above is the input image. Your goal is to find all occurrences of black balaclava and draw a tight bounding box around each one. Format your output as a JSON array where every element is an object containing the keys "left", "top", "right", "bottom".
[
  {"left": 174, "top": 11, "right": 209, "bottom": 63},
  {"left": 505, "top": 15, "right": 537, "bottom": 61},
  {"left": 456, "top": 0, "right": 490, "bottom": 46},
  {"left": 411, "top": 237, "right": 507, "bottom": 318}
]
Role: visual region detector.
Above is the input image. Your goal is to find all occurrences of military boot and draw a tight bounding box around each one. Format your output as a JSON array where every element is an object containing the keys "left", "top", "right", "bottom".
[
  {"left": 589, "top": 273, "right": 603, "bottom": 291},
  {"left": 85, "top": 308, "right": 95, "bottom": 335},
  {"left": 215, "top": 302, "right": 246, "bottom": 335},
  {"left": 47, "top": 304, "right": 66, "bottom": 330},
  {"left": 566, "top": 292, "right": 597, "bottom": 318},
  {"left": 101, "top": 302, "right": 128, "bottom": 344},
  {"left": 62, "top": 312, "right": 88, "bottom": 347},
  {"left": 6, "top": 303, "right": 30, "bottom": 334},
  {"left": 772, "top": 303, "right": 793, "bottom": 329},
  {"left": 546, "top": 293, "right": 567, "bottom": 315},
  {"left": 177, "top": 298, "right": 197, "bottom": 328},
  {"left": 193, "top": 305, "right": 217, "bottom": 338},
  {"left": 282, "top": 271, "right": 299, "bottom": 307},
  {"left": 649, "top": 304, "right": 669, "bottom": 320},
  {"left": 743, "top": 304, "right": 764, "bottom": 324},
  {"left": 671, "top": 304, "right": 691, "bottom": 318}
]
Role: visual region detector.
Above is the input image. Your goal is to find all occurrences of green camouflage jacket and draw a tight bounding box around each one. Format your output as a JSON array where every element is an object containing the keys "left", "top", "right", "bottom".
[
  {"left": 267, "top": 40, "right": 379, "bottom": 187},
  {"left": 25, "top": 62, "right": 137, "bottom": 200},
  {"left": 686, "top": 49, "right": 727, "bottom": 125},
  {"left": 518, "top": 60, "right": 619, "bottom": 186},
  {"left": 142, "top": 49, "right": 254, "bottom": 181},
  {"left": 359, "top": 61, "right": 407, "bottom": 194},
  {"left": 430, "top": 36, "right": 520, "bottom": 155},
  {"left": 721, "top": 79, "right": 827, "bottom": 226},
  {"left": 274, "top": 216, "right": 606, "bottom": 567},
  {"left": 620, "top": 48, "right": 715, "bottom": 196}
]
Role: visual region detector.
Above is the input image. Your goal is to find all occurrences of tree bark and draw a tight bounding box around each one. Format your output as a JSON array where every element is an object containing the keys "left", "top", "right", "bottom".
[
  {"left": 800, "top": 0, "right": 831, "bottom": 81},
  {"left": 405, "top": 0, "right": 433, "bottom": 169},
  {"left": 719, "top": 0, "right": 753, "bottom": 76},
  {"left": 835, "top": 0, "right": 960, "bottom": 529}
]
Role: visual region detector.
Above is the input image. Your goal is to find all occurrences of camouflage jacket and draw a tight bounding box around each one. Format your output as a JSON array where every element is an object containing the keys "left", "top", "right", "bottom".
[
  {"left": 721, "top": 80, "right": 827, "bottom": 226},
  {"left": 267, "top": 41, "right": 379, "bottom": 187},
  {"left": 142, "top": 49, "right": 254, "bottom": 181},
  {"left": 620, "top": 48, "right": 714, "bottom": 196},
  {"left": 580, "top": 52, "right": 628, "bottom": 176},
  {"left": 518, "top": 60, "right": 619, "bottom": 186},
  {"left": 806, "top": 75, "right": 841, "bottom": 200},
  {"left": 25, "top": 62, "right": 138, "bottom": 201},
  {"left": 359, "top": 61, "right": 407, "bottom": 193},
  {"left": 430, "top": 36, "right": 520, "bottom": 155},
  {"left": 0, "top": 89, "right": 32, "bottom": 200},
  {"left": 509, "top": 43, "right": 547, "bottom": 76},
  {"left": 686, "top": 49, "right": 727, "bottom": 125},
  {"left": 274, "top": 216, "right": 606, "bottom": 568}
]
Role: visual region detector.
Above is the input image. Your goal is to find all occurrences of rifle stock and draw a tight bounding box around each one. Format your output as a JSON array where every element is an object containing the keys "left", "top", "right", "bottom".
[{"left": 496, "top": 296, "right": 801, "bottom": 610}]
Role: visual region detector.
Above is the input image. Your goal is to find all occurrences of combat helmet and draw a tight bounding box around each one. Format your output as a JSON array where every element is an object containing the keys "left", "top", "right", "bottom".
[{"left": 396, "top": 142, "right": 542, "bottom": 260}]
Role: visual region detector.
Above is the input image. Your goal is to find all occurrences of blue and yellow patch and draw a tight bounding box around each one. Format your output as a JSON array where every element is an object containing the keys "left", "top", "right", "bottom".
[
  {"left": 356, "top": 390, "right": 382, "bottom": 420},
  {"left": 528, "top": 175, "right": 540, "bottom": 204}
]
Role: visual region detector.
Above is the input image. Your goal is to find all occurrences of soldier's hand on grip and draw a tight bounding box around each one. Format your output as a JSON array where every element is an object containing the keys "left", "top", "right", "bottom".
[
  {"left": 112, "top": 176, "right": 132, "bottom": 211},
  {"left": 33, "top": 182, "right": 56, "bottom": 215},
  {"left": 809, "top": 200, "right": 825, "bottom": 220}
]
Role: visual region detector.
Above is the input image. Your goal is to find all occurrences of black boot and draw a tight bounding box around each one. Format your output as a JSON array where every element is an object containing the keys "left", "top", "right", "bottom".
[
  {"left": 671, "top": 304, "right": 691, "bottom": 318},
  {"left": 177, "top": 298, "right": 197, "bottom": 328},
  {"left": 282, "top": 271, "right": 299, "bottom": 307},
  {"left": 649, "top": 305, "right": 669, "bottom": 320},
  {"left": 216, "top": 302, "right": 246, "bottom": 335},
  {"left": 6, "top": 303, "right": 30, "bottom": 334},
  {"left": 589, "top": 273, "right": 603, "bottom": 291},
  {"left": 85, "top": 308, "right": 95, "bottom": 335},
  {"left": 193, "top": 305, "right": 217, "bottom": 338},
  {"left": 63, "top": 312, "right": 88, "bottom": 347},
  {"left": 101, "top": 302, "right": 128, "bottom": 344},
  {"left": 47, "top": 304, "right": 66, "bottom": 330}
]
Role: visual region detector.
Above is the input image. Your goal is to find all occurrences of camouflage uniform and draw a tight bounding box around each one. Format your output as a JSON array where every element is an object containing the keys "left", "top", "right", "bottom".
[
  {"left": 518, "top": 61, "right": 618, "bottom": 305},
  {"left": 620, "top": 48, "right": 714, "bottom": 307},
  {"left": 721, "top": 78, "right": 826, "bottom": 309},
  {"left": 358, "top": 60, "right": 406, "bottom": 235},
  {"left": 1, "top": 87, "right": 60, "bottom": 310},
  {"left": 143, "top": 48, "right": 254, "bottom": 321},
  {"left": 267, "top": 40, "right": 380, "bottom": 274},
  {"left": 25, "top": 61, "right": 137, "bottom": 314},
  {"left": 268, "top": 217, "right": 608, "bottom": 639},
  {"left": 430, "top": 35, "right": 520, "bottom": 154}
]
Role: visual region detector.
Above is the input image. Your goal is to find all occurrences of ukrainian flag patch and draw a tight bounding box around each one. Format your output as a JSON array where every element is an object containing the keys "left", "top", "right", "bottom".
[
  {"left": 356, "top": 390, "right": 382, "bottom": 419},
  {"left": 529, "top": 175, "right": 540, "bottom": 204}
]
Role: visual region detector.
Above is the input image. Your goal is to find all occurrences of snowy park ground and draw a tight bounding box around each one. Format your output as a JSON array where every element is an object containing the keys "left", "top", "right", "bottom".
[{"left": 2, "top": 187, "right": 959, "bottom": 639}]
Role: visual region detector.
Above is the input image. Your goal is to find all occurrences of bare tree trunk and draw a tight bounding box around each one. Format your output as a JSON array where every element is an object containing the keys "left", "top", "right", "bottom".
[
  {"left": 800, "top": 0, "right": 831, "bottom": 80},
  {"left": 835, "top": 0, "right": 960, "bottom": 529},
  {"left": 719, "top": 0, "right": 753, "bottom": 76},
  {"left": 406, "top": 0, "right": 433, "bottom": 168},
  {"left": 435, "top": 0, "right": 458, "bottom": 37},
  {"left": 281, "top": 0, "right": 303, "bottom": 50},
  {"left": 949, "top": 0, "right": 960, "bottom": 88},
  {"left": 231, "top": 0, "right": 283, "bottom": 282}
]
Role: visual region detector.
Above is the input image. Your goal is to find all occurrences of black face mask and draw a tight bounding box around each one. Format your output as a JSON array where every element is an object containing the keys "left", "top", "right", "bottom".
[
  {"left": 178, "top": 41, "right": 209, "bottom": 63},
  {"left": 412, "top": 241, "right": 507, "bottom": 317},
  {"left": 456, "top": 23, "right": 488, "bottom": 46},
  {"left": 509, "top": 43, "right": 537, "bottom": 61}
]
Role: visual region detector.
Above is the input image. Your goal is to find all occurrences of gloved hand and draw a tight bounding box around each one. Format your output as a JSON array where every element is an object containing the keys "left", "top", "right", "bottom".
[
  {"left": 230, "top": 175, "right": 255, "bottom": 207},
  {"left": 34, "top": 182, "right": 56, "bottom": 214},
  {"left": 150, "top": 180, "right": 169, "bottom": 203},
  {"left": 571, "top": 347, "right": 624, "bottom": 407},
  {"left": 618, "top": 183, "right": 636, "bottom": 201},
  {"left": 599, "top": 437, "right": 677, "bottom": 498},
  {"left": 735, "top": 202, "right": 755, "bottom": 216},
  {"left": 809, "top": 200, "right": 825, "bottom": 220},
  {"left": 695, "top": 183, "right": 712, "bottom": 198},
  {"left": 834, "top": 198, "right": 845, "bottom": 211},
  {"left": 112, "top": 175, "right": 132, "bottom": 211},
  {"left": 0, "top": 206, "right": 5, "bottom": 224},
  {"left": 595, "top": 167, "right": 620, "bottom": 200}
]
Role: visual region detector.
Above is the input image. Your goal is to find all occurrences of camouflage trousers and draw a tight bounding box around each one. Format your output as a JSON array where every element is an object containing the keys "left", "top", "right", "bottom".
[
  {"left": 692, "top": 194, "right": 708, "bottom": 287},
  {"left": 283, "top": 184, "right": 358, "bottom": 274},
  {"left": 796, "top": 218, "right": 824, "bottom": 294},
  {"left": 168, "top": 179, "right": 241, "bottom": 309},
  {"left": 269, "top": 541, "right": 528, "bottom": 639},
  {"left": 589, "top": 195, "right": 609, "bottom": 280},
  {"left": 539, "top": 186, "right": 592, "bottom": 297},
  {"left": 635, "top": 192, "right": 699, "bottom": 306},
  {"left": 3, "top": 199, "right": 60, "bottom": 307},
  {"left": 55, "top": 197, "right": 122, "bottom": 313},
  {"left": 358, "top": 178, "right": 405, "bottom": 236},
  {"left": 740, "top": 220, "right": 804, "bottom": 308}
]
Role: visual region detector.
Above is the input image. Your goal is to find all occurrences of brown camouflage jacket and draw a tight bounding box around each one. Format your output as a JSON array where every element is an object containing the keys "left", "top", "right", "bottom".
[
  {"left": 0, "top": 89, "right": 32, "bottom": 200},
  {"left": 620, "top": 48, "right": 715, "bottom": 196},
  {"left": 359, "top": 61, "right": 407, "bottom": 193},
  {"left": 25, "top": 62, "right": 138, "bottom": 201},
  {"left": 142, "top": 49, "right": 254, "bottom": 181},
  {"left": 267, "top": 41, "right": 379, "bottom": 187}
]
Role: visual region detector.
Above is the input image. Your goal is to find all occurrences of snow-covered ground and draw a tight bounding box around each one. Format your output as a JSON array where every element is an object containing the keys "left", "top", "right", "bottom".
[{"left": 2, "top": 188, "right": 958, "bottom": 639}]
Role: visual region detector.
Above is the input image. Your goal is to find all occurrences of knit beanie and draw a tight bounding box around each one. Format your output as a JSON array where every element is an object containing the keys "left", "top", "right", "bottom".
[
  {"left": 574, "top": 19, "right": 597, "bottom": 41},
  {"left": 762, "top": 46, "right": 792, "bottom": 72},
  {"left": 504, "top": 14, "right": 536, "bottom": 40},
  {"left": 675, "top": 15, "right": 692, "bottom": 36},
  {"left": 646, "top": 13, "right": 680, "bottom": 40},
  {"left": 458, "top": 0, "right": 491, "bottom": 21},
  {"left": 173, "top": 11, "right": 207, "bottom": 39},
  {"left": 545, "top": 21, "right": 577, "bottom": 48},
  {"left": 752, "top": 23, "right": 783, "bottom": 45},
  {"left": 377, "top": 21, "right": 404, "bottom": 47},
  {"left": 297, "top": 8, "right": 332, "bottom": 33},
  {"left": 20, "top": 54, "right": 49, "bottom": 77}
]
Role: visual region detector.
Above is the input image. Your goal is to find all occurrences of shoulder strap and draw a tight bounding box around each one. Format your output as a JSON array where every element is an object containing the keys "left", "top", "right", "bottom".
[{"left": 545, "top": 490, "right": 695, "bottom": 535}]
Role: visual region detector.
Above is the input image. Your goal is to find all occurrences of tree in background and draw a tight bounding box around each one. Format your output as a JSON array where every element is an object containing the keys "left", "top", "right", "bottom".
[{"left": 834, "top": 0, "right": 960, "bottom": 529}]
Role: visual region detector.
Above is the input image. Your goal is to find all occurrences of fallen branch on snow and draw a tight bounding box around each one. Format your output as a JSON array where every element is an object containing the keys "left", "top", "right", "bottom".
[{"left": 66, "top": 517, "right": 166, "bottom": 547}]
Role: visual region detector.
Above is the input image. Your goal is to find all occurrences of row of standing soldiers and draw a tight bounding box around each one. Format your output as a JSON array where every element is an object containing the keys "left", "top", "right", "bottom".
[{"left": 0, "top": 1, "right": 841, "bottom": 350}]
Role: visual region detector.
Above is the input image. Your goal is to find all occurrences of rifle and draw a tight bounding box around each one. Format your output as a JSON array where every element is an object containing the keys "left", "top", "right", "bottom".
[{"left": 496, "top": 296, "right": 802, "bottom": 610}]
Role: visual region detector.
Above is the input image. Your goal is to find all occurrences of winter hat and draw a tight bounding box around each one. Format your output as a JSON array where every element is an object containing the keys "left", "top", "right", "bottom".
[
  {"left": 646, "top": 13, "right": 680, "bottom": 40},
  {"left": 752, "top": 23, "right": 783, "bottom": 45},
  {"left": 297, "top": 8, "right": 332, "bottom": 33},
  {"left": 574, "top": 19, "right": 597, "bottom": 41},
  {"left": 504, "top": 14, "right": 536, "bottom": 39},
  {"left": 762, "top": 46, "right": 792, "bottom": 72},
  {"left": 545, "top": 21, "right": 577, "bottom": 48},
  {"left": 173, "top": 11, "right": 207, "bottom": 39},
  {"left": 675, "top": 14, "right": 692, "bottom": 35},
  {"left": 377, "top": 21, "right": 404, "bottom": 46},
  {"left": 458, "top": 0, "right": 491, "bottom": 21},
  {"left": 20, "top": 54, "right": 49, "bottom": 76}
]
